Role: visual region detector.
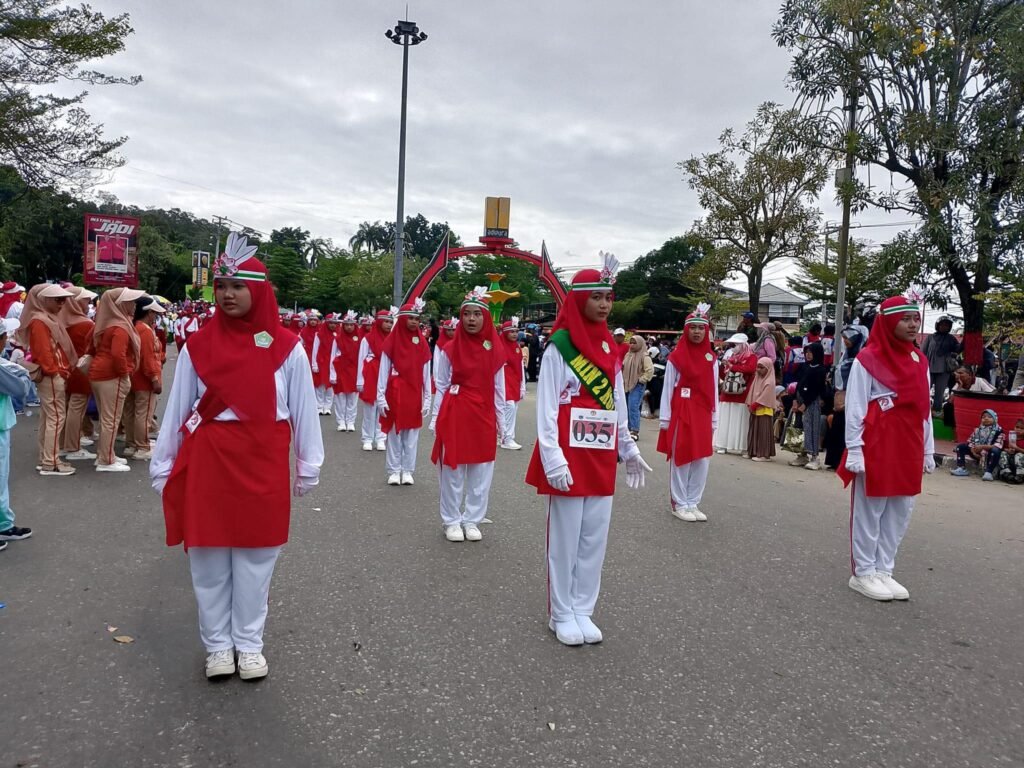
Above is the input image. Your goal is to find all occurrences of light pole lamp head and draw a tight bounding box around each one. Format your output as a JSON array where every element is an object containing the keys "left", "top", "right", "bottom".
[{"left": 387, "top": 19, "right": 427, "bottom": 45}]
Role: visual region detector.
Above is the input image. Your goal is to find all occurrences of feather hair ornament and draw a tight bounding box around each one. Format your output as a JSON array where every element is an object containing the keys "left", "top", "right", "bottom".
[
  {"left": 599, "top": 251, "right": 620, "bottom": 285},
  {"left": 212, "top": 232, "right": 262, "bottom": 280}
]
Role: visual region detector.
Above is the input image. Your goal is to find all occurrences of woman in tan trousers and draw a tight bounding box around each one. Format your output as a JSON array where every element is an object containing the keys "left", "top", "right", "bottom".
[
  {"left": 123, "top": 296, "right": 165, "bottom": 461},
  {"left": 60, "top": 286, "right": 99, "bottom": 461},
  {"left": 89, "top": 288, "right": 143, "bottom": 472}
]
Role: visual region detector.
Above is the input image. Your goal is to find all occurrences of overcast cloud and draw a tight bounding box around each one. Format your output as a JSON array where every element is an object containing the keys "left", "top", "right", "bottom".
[{"left": 69, "top": 0, "right": 910, "bottom": 286}]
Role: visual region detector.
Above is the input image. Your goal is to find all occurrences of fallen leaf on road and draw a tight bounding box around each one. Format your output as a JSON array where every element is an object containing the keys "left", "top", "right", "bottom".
[
  {"left": 312, "top": 507, "right": 322, "bottom": 512},
  {"left": 354, "top": 688, "right": 366, "bottom": 695},
  {"left": 106, "top": 625, "right": 118, "bottom": 633},
  {"left": 547, "top": 723, "right": 556, "bottom": 731},
  {"left": 113, "top": 635, "right": 134, "bottom": 644}
]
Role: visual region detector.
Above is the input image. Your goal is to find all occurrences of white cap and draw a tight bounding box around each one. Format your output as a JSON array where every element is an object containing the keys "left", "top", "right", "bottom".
[
  {"left": 116, "top": 288, "right": 146, "bottom": 303},
  {"left": 613, "top": 327, "right": 626, "bottom": 336},
  {"left": 726, "top": 333, "right": 749, "bottom": 344},
  {"left": 2, "top": 318, "right": 19, "bottom": 335},
  {"left": 38, "top": 283, "right": 75, "bottom": 299},
  {"left": 74, "top": 287, "right": 99, "bottom": 300},
  {"left": 144, "top": 300, "right": 167, "bottom": 313}
]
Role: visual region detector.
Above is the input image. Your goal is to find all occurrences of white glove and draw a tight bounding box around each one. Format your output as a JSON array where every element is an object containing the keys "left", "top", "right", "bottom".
[
  {"left": 356, "top": 384, "right": 363, "bottom": 393},
  {"left": 422, "top": 403, "right": 431, "bottom": 417},
  {"left": 377, "top": 401, "right": 389, "bottom": 417},
  {"left": 293, "top": 475, "right": 318, "bottom": 497},
  {"left": 546, "top": 465, "right": 573, "bottom": 492},
  {"left": 924, "top": 454, "right": 936, "bottom": 474},
  {"left": 659, "top": 420, "right": 670, "bottom": 431},
  {"left": 152, "top": 476, "right": 167, "bottom": 495},
  {"left": 312, "top": 364, "right": 319, "bottom": 373},
  {"left": 845, "top": 449, "right": 865, "bottom": 474},
  {"left": 429, "top": 416, "right": 437, "bottom": 432},
  {"left": 625, "top": 454, "right": 653, "bottom": 489}
]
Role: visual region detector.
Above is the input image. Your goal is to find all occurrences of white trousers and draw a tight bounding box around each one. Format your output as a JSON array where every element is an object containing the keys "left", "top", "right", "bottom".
[
  {"left": 546, "top": 495, "right": 613, "bottom": 622},
  {"left": 669, "top": 457, "right": 711, "bottom": 509},
  {"left": 360, "top": 402, "right": 384, "bottom": 443},
  {"left": 385, "top": 428, "right": 420, "bottom": 474},
  {"left": 188, "top": 546, "right": 281, "bottom": 653},
  {"left": 850, "top": 477, "right": 914, "bottom": 577},
  {"left": 501, "top": 400, "right": 519, "bottom": 443},
  {"left": 439, "top": 462, "right": 495, "bottom": 527},
  {"left": 333, "top": 392, "right": 358, "bottom": 428},
  {"left": 315, "top": 386, "right": 332, "bottom": 412}
]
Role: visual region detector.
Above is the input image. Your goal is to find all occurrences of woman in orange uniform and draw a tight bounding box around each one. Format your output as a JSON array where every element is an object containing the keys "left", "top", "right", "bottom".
[
  {"left": 59, "top": 286, "right": 99, "bottom": 462},
  {"left": 124, "top": 296, "right": 166, "bottom": 461}
]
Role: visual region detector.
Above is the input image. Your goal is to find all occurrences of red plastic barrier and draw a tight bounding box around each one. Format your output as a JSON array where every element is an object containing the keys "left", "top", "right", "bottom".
[{"left": 952, "top": 391, "right": 1024, "bottom": 442}]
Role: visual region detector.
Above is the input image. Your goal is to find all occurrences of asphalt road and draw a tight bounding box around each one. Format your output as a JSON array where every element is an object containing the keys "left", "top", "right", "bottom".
[{"left": 2, "top": 351, "right": 1022, "bottom": 767}]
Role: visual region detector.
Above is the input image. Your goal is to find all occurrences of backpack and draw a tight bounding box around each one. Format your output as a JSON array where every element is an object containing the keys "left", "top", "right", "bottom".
[{"left": 721, "top": 369, "right": 748, "bottom": 395}]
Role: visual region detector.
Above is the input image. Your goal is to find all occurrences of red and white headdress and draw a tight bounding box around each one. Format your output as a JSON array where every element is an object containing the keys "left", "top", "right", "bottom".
[
  {"left": 684, "top": 302, "right": 712, "bottom": 327},
  {"left": 461, "top": 286, "right": 491, "bottom": 309},
  {"left": 397, "top": 297, "right": 426, "bottom": 318},
  {"left": 571, "top": 251, "right": 619, "bottom": 292},
  {"left": 212, "top": 233, "right": 264, "bottom": 282},
  {"left": 500, "top": 315, "right": 520, "bottom": 332},
  {"left": 358, "top": 314, "right": 373, "bottom": 326},
  {"left": 440, "top": 317, "right": 459, "bottom": 331}
]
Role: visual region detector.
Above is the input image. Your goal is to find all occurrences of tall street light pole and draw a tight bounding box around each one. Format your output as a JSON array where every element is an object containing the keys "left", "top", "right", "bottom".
[{"left": 386, "top": 19, "right": 427, "bottom": 306}]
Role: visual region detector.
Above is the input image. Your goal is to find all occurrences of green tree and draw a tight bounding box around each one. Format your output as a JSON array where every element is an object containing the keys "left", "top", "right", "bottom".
[
  {"left": 136, "top": 225, "right": 175, "bottom": 294},
  {"left": 349, "top": 220, "right": 391, "bottom": 254},
  {"left": 614, "top": 236, "right": 706, "bottom": 328},
  {"left": 678, "top": 241, "right": 748, "bottom": 325},
  {"left": 265, "top": 245, "right": 307, "bottom": 308},
  {"left": 774, "top": 0, "right": 1024, "bottom": 360},
  {"left": 0, "top": 169, "right": 85, "bottom": 282},
  {"left": 0, "top": 1, "right": 140, "bottom": 190},
  {"left": 303, "top": 252, "right": 355, "bottom": 311},
  {"left": 680, "top": 102, "right": 830, "bottom": 315}
]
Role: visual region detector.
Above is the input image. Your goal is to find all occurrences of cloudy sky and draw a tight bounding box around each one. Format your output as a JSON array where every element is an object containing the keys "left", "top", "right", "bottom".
[{"left": 73, "top": 0, "right": 911, "bottom": 287}]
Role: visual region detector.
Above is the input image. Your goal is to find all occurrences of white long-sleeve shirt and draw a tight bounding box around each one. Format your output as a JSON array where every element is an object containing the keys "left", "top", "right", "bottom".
[
  {"left": 150, "top": 342, "right": 324, "bottom": 487},
  {"left": 844, "top": 358, "right": 933, "bottom": 457},
  {"left": 659, "top": 358, "right": 720, "bottom": 431},
  {"left": 430, "top": 346, "right": 506, "bottom": 419},
  {"left": 534, "top": 345, "right": 639, "bottom": 475},
  {"left": 355, "top": 337, "right": 373, "bottom": 391},
  {"left": 376, "top": 352, "right": 432, "bottom": 415}
]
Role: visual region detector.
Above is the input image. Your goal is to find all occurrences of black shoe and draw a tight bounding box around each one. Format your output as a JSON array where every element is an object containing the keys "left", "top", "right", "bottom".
[{"left": 0, "top": 526, "right": 32, "bottom": 541}]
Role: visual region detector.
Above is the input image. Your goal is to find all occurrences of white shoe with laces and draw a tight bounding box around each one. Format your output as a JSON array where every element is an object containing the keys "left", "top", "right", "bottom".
[
  {"left": 671, "top": 506, "right": 698, "bottom": 522},
  {"left": 691, "top": 506, "right": 708, "bottom": 522},
  {"left": 375, "top": 439, "right": 386, "bottom": 451},
  {"left": 463, "top": 523, "right": 482, "bottom": 541},
  {"left": 64, "top": 449, "right": 96, "bottom": 461},
  {"left": 362, "top": 441, "right": 373, "bottom": 451},
  {"left": 848, "top": 573, "right": 893, "bottom": 601},
  {"left": 574, "top": 615, "right": 603, "bottom": 644},
  {"left": 548, "top": 618, "right": 584, "bottom": 646},
  {"left": 401, "top": 472, "right": 414, "bottom": 486},
  {"left": 205, "top": 649, "right": 235, "bottom": 678},
  {"left": 336, "top": 424, "right": 346, "bottom": 432},
  {"left": 96, "top": 462, "right": 130, "bottom": 473},
  {"left": 237, "top": 651, "right": 268, "bottom": 680},
  {"left": 444, "top": 524, "right": 465, "bottom": 542},
  {"left": 876, "top": 572, "right": 909, "bottom": 600},
  {"left": 499, "top": 440, "right": 522, "bottom": 450},
  {"left": 347, "top": 424, "right": 356, "bottom": 432},
  {"left": 387, "top": 472, "right": 401, "bottom": 486},
  {"left": 80, "top": 437, "right": 95, "bottom": 447}
]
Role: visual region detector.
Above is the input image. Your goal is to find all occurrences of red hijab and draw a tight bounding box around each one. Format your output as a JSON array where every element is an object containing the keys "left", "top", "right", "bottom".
[
  {"left": 667, "top": 315, "right": 716, "bottom": 411},
  {"left": 366, "top": 311, "right": 392, "bottom": 356},
  {"left": 381, "top": 305, "right": 431, "bottom": 378},
  {"left": 445, "top": 302, "right": 504, "bottom": 388},
  {"left": 436, "top": 320, "right": 457, "bottom": 350},
  {"left": 500, "top": 322, "right": 524, "bottom": 390},
  {"left": 551, "top": 269, "right": 618, "bottom": 379},
  {"left": 856, "top": 295, "right": 930, "bottom": 420},
  {"left": 188, "top": 247, "right": 297, "bottom": 422}
]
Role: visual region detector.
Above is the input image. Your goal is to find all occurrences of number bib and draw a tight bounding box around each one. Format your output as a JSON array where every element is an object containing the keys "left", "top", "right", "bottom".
[{"left": 569, "top": 407, "right": 617, "bottom": 451}]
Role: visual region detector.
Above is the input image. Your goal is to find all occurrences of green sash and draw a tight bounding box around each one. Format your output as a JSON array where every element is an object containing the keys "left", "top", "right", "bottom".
[{"left": 548, "top": 329, "right": 615, "bottom": 410}]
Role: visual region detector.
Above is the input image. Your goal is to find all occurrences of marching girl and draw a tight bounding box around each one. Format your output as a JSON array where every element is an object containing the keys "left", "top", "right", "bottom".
[
  {"left": 89, "top": 287, "right": 145, "bottom": 472},
  {"left": 525, "top": 257, "right": 652, "bottom": 646},
  {"left": 59, "top": 286, "right": 99, "bottom": 461},
  {"left": 430, "top": 288, "right": 507, "bottom": 542},
  {"left": 376, "top": 299, "right": 432, "bottom": 486},
  {"left": 151, "top": 233, "right": 323, "bottom": 680},
  {"left": 19, "top": 283, "right": 78, "bottom": 476},
  {"left": 123, "top": 297, "right": 166, "bottom": 461},
  {"left": 658, "top": 304, "right": 719, "bottom": 522},
  {"left": 838, "top": 295, "right": 933, "bottom": 602},
  {"left": 311, "top": 313, "right": 338, "bottom": 415},
  {"left": 356, "top": 308, "right": 394, "bottom": 451},
  {"left": 358, "top": 314, "right": 373, "bottom": 339},
  {"left": 299, "top": 312, "right": 319, "bottom": 364},
  {"left": 433, "top": 317, "right": 456, "bottom": 375},
  {"left": 329, "top": 310, "right": 361, "bottom": 432},
  {"left": 498, "top": 316, "right": 526, "bottom": 451}
]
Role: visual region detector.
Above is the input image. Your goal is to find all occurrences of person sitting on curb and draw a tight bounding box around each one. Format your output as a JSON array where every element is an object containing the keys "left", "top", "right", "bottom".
[
  {"left": 952, "top": 408, "right": 1003, "bottom": 481},
  {"left": 997, "top": 418, "right": 1024, "bottom": 484}
]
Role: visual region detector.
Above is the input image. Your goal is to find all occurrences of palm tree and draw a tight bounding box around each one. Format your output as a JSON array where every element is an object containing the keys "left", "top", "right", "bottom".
[{"left": 349, "top": 221, "right": 391, "bottom": 254}]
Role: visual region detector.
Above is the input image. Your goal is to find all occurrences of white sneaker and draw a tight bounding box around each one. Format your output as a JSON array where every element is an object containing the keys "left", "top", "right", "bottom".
[
  {"left": 444, "top": 524, "right": 465, "bottom": 542},
  {"left": 131, "top": 450, "right": 153, "bottom": 461},
  {"left": 500, "top": 440, "right": 522, "bottom": 450},
  {"left": 64, "top": 449, "right": 97, "bottom": 461},
  {"left": 336, "top": 424, "right": 346, "bottom": 432},
  {"left": 347, "top": 424, "right": 356, "bottom": 432},
  {"left": 375, "top": 439, "right": 386, "bottom": 451},
  {"left": 463, "top": 523, "right": 482, "bottom": 541},
  {"left": 205, "top": 649, "right": 235, "bottom": 678},
  {"left": 574, "top": 615, "right": 603, "bottom": 644},
  {"left": 691, "top": 506, "right": 708, "bottom": 522},
  {"left": 716, "top": 448, "right": 726, "bottom": 454},
  {"left": 96, "top": 462, "right": 131, "bottom": 473},
  {"left": 848, "top": 573, "right": 894, "bottom": 601},
  {"left": 237, "top": 651, "right": 268, "bottom": 680},
  {"left": 400, "top": 472, "right": 414, "bottom": 486},
  {"left": 362, "top": 441, "right": 373, "bottom": 451},
  {"left": 548, "top": 618, "right": 584, "bottom": 646},
  {"left": 123, "top": 446, "right": 136, "bottom": 457},
  {"left": 671, "top": 506, "right": 698, "bottom": 522},
  {"left": 387, "top": 472, "right": 401, "bottom": 486},
  {"left": 80, "top": 437, "right": 95, "bottom": 447},
  {"left": 805, "top": 461, "right": 821, "bottom": 471},
  {"left": 876, "top": 573, "right": 910, "bottom": 600}
]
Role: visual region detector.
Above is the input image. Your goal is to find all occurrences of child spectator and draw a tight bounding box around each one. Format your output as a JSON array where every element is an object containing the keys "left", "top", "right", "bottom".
[
  {"left": 952, "top": 408, "right": 1003, "bottom": 481},
  {"left": 795, "top": 342, "right": 828, "bottom": 470},
  {"left": 997, "top": 418, "right": 1024, "bottom": 484},
  {"left": 746, "top": 357, "right": 778, "bottom": 462}
]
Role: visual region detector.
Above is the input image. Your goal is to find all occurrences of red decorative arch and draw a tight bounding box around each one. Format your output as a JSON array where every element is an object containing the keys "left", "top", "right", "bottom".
[{"left": 403, "top": 232, "right": 567, "bottom": 306}]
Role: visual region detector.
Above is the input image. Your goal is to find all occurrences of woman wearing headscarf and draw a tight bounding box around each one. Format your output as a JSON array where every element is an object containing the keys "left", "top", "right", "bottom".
[
  {"left": 429, "top": 289, "right": 507, "bottom": 542},
  {"left": 498, "top": 316, "right": 527, "bottom": 450},
  {"left": 151, "top": 233, "right": 323, "bottom": 681},
  {"left": 329, "top": 310, "right": 361, "bottom": 432},
  {"left": 622, "top": 333, "right": 654, "bottom": 440},
  {"left": 89, "top": 287, "right": 144, "bottom": 471},
  {"left": 746, "top": 357, "right": 779, "bottom": 461},
  {"left": 715, "top": 333, "right": 758, "bottom": 455},
  {"left": 123, "top": 297, "right": 166, "bottom": 461},
  {"left": 525, "top": 258, "right": 650, "bottom": 646},
  {"left": 19, "top": 283, "right": 77, "bottom": 475},
  {"left": 356, "top": 309, "right": 395, "bottom": 451},
  {"left": 823, "top": 325, "right": 868, "bottom": 469},
  {"left": 795, "top": 341, "right": 828, "bottom": 471},
  {"left": 752, "top": 322, "right": 777, "bottom": 365},
  {"left": 311, "top": 313, "right": 338, "bottom": 415},
  {"left": 59, "top": 286, "right": 99, "bottom": 461},
  {"left": 658, "top": 305, "right": 719, "bottom": 521},
  {"left": 376, "top": 300, "right": 432, "bottom": 486},
  {"left": 837, "top": 295, "right": 933, "bottom": 602}
]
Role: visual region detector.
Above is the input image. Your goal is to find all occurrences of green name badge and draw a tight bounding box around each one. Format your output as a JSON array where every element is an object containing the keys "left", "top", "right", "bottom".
[{"left": 254, "top": 331, "right": 274, "bottom": 348}]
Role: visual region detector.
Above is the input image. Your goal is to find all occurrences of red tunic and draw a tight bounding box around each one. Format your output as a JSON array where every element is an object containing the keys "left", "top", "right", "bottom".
[
  {"left": 503, "top": 347, "right": 524, "bottom": 404},
  {"left": 525, "top": 386, "right": 618, "bottom": 497},
  {"left": 332, "top": 332, "right": 360, "bottom": 394},
  {"left": 359, "top": 353, "right": 381, "bottom": 406},
  {"left": 838, "top": 398, "right": 924, "bottom": 497},
  {"left": 380, "top": 360, "right": 424, "bottom": 433},
  {"left": 313, "top": 327, "right": 335, "bottom": 388},
  {"left": 431, "top": 357, "right": 498, "bottom": 468},
  {"left": 657, "top": 362, "right": 714, "bottom": 466}
]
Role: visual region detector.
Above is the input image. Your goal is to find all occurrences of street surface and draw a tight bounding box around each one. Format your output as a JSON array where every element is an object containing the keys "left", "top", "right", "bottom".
[{"left": 2, "top": 349, "right": 1022, "bottom": 767}]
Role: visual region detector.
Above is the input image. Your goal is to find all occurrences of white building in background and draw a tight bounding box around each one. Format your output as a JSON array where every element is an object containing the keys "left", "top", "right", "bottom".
[{"left": 716, "top": 283, "right": 808, "bottom": 338}]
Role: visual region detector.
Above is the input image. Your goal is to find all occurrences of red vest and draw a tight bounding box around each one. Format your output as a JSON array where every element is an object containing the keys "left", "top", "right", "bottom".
[{"left": 657, "top": 366, "right": 714, "bottom": 466}]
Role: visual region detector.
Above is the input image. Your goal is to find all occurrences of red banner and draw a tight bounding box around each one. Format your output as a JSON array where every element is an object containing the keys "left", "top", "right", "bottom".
[{"left": 83, "top": 214, "right": 140, "bottom": 288}]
